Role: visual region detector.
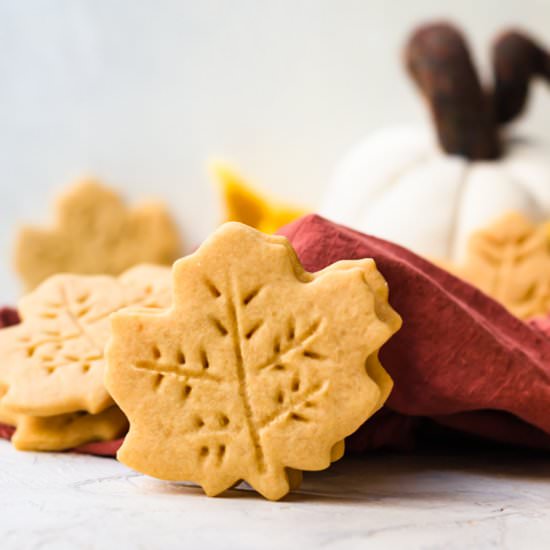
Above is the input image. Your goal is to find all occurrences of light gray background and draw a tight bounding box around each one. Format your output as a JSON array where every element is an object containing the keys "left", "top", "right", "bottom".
[{"left": 1, "top": 0, "right": 549, "bottom": 301}]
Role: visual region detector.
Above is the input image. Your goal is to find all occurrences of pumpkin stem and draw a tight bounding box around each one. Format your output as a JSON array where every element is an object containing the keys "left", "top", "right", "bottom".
[
  {"left": 493, "top": 30, "right": 550, "bottom": 125},
  {"left": 405, "top": 22, "right": 501, "bottom": 160}
]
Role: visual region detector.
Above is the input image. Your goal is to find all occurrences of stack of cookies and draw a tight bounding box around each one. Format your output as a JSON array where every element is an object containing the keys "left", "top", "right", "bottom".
[
  {"left": 0, "top": 180, "right": 180, "bottom": 452},
  {"left": 0, "top": 264, "right": 173, "bottom": 451},
  {"left": 0, "top": 180, "right": 402, "bottom": 500}
]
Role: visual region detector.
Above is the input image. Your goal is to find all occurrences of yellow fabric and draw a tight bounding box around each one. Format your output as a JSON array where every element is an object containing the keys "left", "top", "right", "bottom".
[{"left": 211, "top": 162, "right": 307, "bottom": 234}]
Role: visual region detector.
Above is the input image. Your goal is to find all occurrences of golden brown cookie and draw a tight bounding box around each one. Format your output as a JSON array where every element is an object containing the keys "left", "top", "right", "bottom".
[
  {"left": 0, "top": 397, "right": 127, "bottom": 452},
  {"left": 106, "top": 222, "right": 401, "bottom": 500},
  {"left": 11, "top": 406, "right": 128, "bottom": 452},
  {"left": 449, "top": 212, "right": 550, "bottom": 319},
  {"left": 14, "top": 180, "right": 182, "bottom": 290},
  {"left": 0, "top": 265, "right": 171, "bottom": 417}
]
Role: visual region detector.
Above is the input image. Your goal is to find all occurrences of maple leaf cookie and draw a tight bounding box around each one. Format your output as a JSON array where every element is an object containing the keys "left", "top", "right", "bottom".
[
  {"left": 0, "top": 404, "right": 128, "bottom": 452},
  {"left": 106, "top": 222, "right": 401, "bottom": 500},
  {"left": 14, "top": 180, "right": 182, "bottom": 289},
  {"left": 0, "top": 265, "right": 172, "bottom": 418},
  {"left": 450, "top": 212, "right": 550, "bottom": 319}
]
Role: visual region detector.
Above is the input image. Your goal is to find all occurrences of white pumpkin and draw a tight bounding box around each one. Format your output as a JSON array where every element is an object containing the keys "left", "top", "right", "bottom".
[
  {"left": 321, "top": 24, "right": 550, "bottom": 262},
  {"left": 320, "top": 125, "right": 550, "bottom": 262}
]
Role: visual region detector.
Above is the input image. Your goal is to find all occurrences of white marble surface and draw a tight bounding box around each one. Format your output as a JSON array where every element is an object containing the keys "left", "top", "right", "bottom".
[{"left": 1, "top": 441, "right": 550, "bottom": 549}]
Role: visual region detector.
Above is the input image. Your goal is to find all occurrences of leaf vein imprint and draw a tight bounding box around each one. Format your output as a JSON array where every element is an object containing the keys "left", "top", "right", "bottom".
[
  {"left": 227, "top": 279, "right": 265, "bottom": 473},
  {"left": 60, "top": 285, "right": 106, "bottom": 355},
  {"left": 259, "top": 381, "right": 329, "bottom": 431}
]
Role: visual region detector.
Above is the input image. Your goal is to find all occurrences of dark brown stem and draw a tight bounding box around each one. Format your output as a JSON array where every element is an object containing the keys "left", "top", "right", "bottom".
[
  {"left": 493, "top": 30, "right": 550, "bottom": 125},
  {"left": 406, "top": 22, "right": 501, "bottom": 160}
]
